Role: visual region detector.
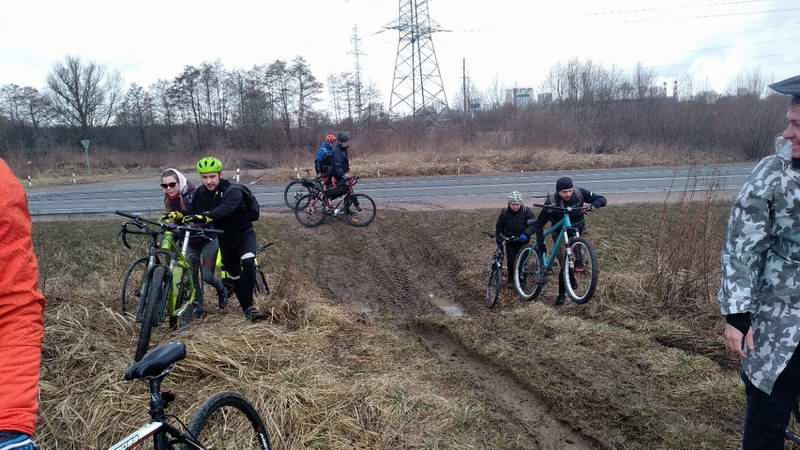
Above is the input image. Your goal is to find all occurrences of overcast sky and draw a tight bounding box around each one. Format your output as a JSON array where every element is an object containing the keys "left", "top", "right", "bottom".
[{"left": 2, "top": 0, "right": 798, "bottom": 109}]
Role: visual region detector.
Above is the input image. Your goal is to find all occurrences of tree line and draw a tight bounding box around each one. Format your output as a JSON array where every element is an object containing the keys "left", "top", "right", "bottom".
[{"left": 0, "top": 55, "right": 788, "bottom": 167}]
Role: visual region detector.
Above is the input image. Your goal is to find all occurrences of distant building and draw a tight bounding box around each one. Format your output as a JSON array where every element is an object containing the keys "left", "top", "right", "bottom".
[
  {"left": 505, "top": 88, "right": 532, "bottom": 107},
  {"left": 537, "top": 92, "right": 553, "bottom": 105}
]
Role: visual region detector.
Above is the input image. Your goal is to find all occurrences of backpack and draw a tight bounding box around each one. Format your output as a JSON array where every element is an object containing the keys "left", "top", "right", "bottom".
[{"left": 226, "top": 183, "right": 260, "bottom": 222}]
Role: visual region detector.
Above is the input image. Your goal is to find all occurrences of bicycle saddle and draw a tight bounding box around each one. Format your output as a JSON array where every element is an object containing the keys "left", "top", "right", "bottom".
[{"left": 126, "top": 341, "right": 186, "bottom": 380}]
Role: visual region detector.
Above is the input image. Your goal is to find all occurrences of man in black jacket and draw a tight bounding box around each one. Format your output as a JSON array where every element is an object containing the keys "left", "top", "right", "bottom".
[
  {"left": 534, "top": 176, "right": 607, "bottom": 305},
  {"left": 495, "top": 191, "right": 535, "bottom": 288},
  {"left": 187, "top": 157, "right": 266, "bottom": 322}
]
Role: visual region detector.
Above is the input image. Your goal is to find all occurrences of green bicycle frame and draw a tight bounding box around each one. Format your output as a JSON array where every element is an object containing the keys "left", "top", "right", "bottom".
[
  {"left": 160, "top": 229, "right": 196, "bottom": 319},
  {"left": 538, "top": 212, "right": 576, "bottom": 269}
]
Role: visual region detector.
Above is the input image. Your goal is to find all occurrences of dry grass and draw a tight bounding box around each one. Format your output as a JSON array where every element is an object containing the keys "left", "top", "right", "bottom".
[
  {"left": 32, "top": 218, "right": 533, "bottom": 449},
  {"left": 10, "top": 142, "right": 742, "bottom": 186}
]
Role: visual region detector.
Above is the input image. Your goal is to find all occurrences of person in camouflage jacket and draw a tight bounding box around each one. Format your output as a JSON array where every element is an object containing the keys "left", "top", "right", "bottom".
[{"left": 719, "top": 74, "right": 800, "bottom": 449}]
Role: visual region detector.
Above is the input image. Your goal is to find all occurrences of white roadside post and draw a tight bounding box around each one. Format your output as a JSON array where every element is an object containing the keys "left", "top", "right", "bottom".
[
  {"left": 26, "top": 175, "right": 32, "bottom": 187},
  {"left": 72, "top": 173, "right": 77, "bottom": 184},
  {"left": 457, "top": 158, "right": 461, "bottom": 175},
  {"left": 235, "top": 168, "right": 241, "bottom": 183}
]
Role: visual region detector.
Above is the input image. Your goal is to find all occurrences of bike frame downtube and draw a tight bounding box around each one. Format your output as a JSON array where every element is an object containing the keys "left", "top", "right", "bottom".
[{"left": 542, "top": 214, "right": 572, "bottom": 268}]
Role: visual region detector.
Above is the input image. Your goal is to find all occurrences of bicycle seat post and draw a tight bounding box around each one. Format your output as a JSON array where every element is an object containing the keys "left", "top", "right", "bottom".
[{"left": 148, "top": 375, "right": 168, "bottom": 423}]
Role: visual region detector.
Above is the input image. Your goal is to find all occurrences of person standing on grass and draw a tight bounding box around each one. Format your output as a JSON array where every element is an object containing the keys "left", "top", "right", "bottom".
[
  {"left": 719, "top": 74, "right": 800, "bottom": 450},
  {"left": 533, "top": 177, "right": 606, "bottom": 305},
  {"left": 187, "top": 157, "right": 266, "bottom": 322},
  {"left": 160, "top": 168, "right": 227, "bottom": 317},
  {"left": 495, "top": 191, "right": 535, "bottom": 288},
  {"left": 0, "top": 159, "right": 45, "bottom": 450}
]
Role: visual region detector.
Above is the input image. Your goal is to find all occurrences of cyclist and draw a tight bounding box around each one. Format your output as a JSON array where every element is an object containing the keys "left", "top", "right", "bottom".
[
  {"left": 324, "top": 133, "right": 357, "bottom": 214},
  {"left": 160, "top": 168, "right": 227, "bottom": 317},
  {"left": 533, "top": 176, "right": 607, "bottom": 305},
  {"left": 495, "top": 191, "right": 535, "bottom": 288},
  {"left": 187, "top": 157, "right": 266, "bottom": 322},
  {"left": 315, "top": 133, "right": 337, "bottom": 177},
  {"left": 0, "top": 159, "right": 45, "bottom": 450}
]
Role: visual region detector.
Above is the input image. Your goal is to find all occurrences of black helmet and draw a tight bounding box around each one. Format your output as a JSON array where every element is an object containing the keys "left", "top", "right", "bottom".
[{"left": 337, "top": 133, "right": 349, "bottom": 143}]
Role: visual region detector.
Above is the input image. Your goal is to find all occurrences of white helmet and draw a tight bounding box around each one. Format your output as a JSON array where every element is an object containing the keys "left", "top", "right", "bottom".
[{"left": 508, "top": 191, "right": 523, "bottom": 204}]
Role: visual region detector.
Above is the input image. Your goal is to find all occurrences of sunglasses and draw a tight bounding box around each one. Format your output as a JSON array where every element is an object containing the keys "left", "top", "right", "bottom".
[{"left": 160, "top": 182, "right": 178, "bottom": 189}]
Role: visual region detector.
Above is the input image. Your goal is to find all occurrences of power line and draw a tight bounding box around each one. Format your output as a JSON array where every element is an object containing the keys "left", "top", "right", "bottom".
[
  {"left": 652, "top": 51, "right": 800, "bottom": 74},
  {"left": 611, "top": 6, "right": 800, "bottom": 23},
  {"left": 586, "top": 0, "right": 776, "bottom": 16}
]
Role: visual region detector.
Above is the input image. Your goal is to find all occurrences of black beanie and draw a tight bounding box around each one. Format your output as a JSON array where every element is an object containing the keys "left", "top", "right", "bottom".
[{"left": 556, "top": 177, "right": 573, "bottom": 192}]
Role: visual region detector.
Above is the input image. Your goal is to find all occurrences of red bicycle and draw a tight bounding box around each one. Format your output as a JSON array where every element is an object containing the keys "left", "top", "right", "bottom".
[{"left": 294, "top": 176, "right": 376, "bottom": 227}]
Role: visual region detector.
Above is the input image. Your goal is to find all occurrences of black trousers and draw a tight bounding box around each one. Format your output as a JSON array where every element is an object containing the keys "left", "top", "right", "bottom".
[
  {"left": 219, "top": 229, "right": 258, "bottom": 312},
  {"left": 505, "top": 242, "right": 525, "bottom": 282},
  {"left": 742, "top": 346, "right": 800, "bottom": 449}
]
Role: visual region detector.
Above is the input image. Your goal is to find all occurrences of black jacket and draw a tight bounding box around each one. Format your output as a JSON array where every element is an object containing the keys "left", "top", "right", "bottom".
[
  {"left": 495, "top": 206, "right": 535, "bottom": 244},
  {"left": 189, "top": 179, "right": 253, "bottom": 236},
  {"left": 535, "top": 187, "right": 606, "bottom": 231}
]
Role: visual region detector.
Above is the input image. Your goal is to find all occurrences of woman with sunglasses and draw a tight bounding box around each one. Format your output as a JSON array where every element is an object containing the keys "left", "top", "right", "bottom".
[{"left": 161, "top": 168, "right": 227, "bottom": 317}]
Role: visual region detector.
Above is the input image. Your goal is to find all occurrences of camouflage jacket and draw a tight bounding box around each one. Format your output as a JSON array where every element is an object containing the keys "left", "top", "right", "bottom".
[{"left": 719, "top": 141, "right": 800, "bottom": 394}]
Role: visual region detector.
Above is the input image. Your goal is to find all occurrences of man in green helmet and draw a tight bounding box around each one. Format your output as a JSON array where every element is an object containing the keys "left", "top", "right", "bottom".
[{"left": 187, "top": 157, "right": 266, "bottom": 322}]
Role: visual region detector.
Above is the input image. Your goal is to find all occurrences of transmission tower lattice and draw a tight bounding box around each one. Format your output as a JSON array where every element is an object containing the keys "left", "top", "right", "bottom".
[{"left": 387, "top": 0, "right": 449, "bottom": 126}]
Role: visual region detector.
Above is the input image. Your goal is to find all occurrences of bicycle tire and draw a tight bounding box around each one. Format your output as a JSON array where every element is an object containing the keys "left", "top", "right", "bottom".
[
  {"left": 284, "top": 180, "right": 308, "bottom": 210},
  {"left": 345, "top": 193, "right": 376, "bottom": 227},
  {"left": 295, "top": 193, "right": 326, "bottom": 227},
  {"left": 485, "top": 263, "right": 501, "bottom": 308},
  {"left": 135, "top": 265, "right": 167, "bottom": 362},
  {"left": 121, "top": 256, "right": 149, "bottom": 317},
  {"left": 175, "top": 264, "right": 200, "bottom": 328},
  {"left": 514, "top": 245, "right": 544, "bottom": 301},
  {"left": 188, "top": 392, "right": 272, "bottom": 450},
  {"left": 254, "top": 268, "right": 269, "bottom": 296},
  {"left": 564, "top": 237, "right": 599, "bottom": 304}
]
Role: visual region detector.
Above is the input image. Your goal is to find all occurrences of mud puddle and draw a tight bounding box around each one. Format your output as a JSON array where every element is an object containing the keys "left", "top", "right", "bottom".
[{"left": 427, "top": 293, "right": 464, "bottom": 317}]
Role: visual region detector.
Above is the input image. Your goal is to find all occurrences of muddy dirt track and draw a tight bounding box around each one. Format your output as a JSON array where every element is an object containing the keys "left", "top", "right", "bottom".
[{"left": 269, "top": 209, "right": 606, "bottom": 449}]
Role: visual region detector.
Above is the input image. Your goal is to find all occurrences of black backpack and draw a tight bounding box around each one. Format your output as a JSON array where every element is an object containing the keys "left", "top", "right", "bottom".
[{"left": 226, "top": 183, "right": 260, "bottom": 222}]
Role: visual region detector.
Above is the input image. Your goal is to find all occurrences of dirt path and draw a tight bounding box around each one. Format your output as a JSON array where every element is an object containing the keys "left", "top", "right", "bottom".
[{"left": 279, "top": 212, "right": 602, "bottom": 449}]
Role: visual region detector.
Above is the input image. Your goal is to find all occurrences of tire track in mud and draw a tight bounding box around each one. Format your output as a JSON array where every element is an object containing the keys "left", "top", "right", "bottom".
[
  {"left": 416, "top": 324, "right": 603, "bottom": 450},
  {"left": 288, "top": 213, "right": 602, "bottom": 449}
]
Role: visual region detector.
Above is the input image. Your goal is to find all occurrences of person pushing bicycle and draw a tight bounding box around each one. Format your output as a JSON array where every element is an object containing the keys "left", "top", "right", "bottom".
[
  {"left": 533, "top": 177, "right": 606, "bottom": 305},
  {"left": 160, "top": 168, "right": 227, "bottom": 317},
  {"left": 186, "top": 157, "right": 266, "bottom": 322},
  {"left": 495, "top": 191, "right": 535, "bottom": 288}
]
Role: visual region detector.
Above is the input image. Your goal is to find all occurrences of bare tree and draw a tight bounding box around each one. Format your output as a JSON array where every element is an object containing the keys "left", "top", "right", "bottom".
[{"left": 46, "top": 56, "right": 117, "bottom": 137}]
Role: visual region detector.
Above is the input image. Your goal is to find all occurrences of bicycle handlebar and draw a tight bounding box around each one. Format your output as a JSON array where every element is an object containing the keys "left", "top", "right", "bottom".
[
  {"left": 483, "top": 231, "right": 518, "bottom": 242},
  {"left": 532, "top": 203, "right": 596, "bottom": 213}
]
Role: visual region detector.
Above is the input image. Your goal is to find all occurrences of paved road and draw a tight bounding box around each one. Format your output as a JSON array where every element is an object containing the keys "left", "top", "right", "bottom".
[{"left": 26, "top": 163, "right": 755, "bottom": 216}]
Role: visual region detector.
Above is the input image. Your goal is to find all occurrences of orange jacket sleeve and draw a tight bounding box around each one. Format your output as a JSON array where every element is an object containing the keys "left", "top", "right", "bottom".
[{"left": 0, "top": 158, "right": 45, "bottom": 436}]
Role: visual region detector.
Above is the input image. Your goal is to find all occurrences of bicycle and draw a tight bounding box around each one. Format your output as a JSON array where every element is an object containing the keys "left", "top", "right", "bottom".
[
  {"left": 284, "top": 169, "right": 323, "bottom": 210},
  {"left": 513, "top": 203, "right": 599, "bottom": 304},
  {"left": 108, "top": 341, "right": 272, "bottom": 450},
  {"left": 116, "top": 211, "right": 223, "bottom": 361},
  {"left": 214, "top": 242, "right": 273, "bottom": 299},
  {"left": 484, "top": 232, "right": 520, "bottom": 308},
  {"left": 294, "top": 176, "right": 376, "bottom": 228}
]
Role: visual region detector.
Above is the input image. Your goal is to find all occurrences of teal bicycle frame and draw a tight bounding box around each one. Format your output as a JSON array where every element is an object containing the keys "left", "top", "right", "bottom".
[{"left": 537, "top": 208, "right": 581, "bottom": 271}]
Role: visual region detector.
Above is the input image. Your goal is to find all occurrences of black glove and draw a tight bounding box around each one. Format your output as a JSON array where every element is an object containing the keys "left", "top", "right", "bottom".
[{"left": 184, "top": 214, "right": 213, "bottom": 224}]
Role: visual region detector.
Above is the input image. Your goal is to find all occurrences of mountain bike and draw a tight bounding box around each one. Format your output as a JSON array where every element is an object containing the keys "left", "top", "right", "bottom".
[
  {"left": 108, "top": 341, "right": 272, "bottom": 450},
  {"left": 117, "top": 211, "right": 223, "bottom": 361},
  {"left": 484, "top": 232, "right": 520, "bottom": 308},
  {"left": 513, "top": 204, "right": 599, "bottom": 304},
  {"left": 294, "top": 176, "right": 376, "bottom": 228},
  {"left": 215, "top": 242, "right": 273, "bottom": 300},
  {"left": 284, "top": 170, "right": 323, "bottom": 210}
]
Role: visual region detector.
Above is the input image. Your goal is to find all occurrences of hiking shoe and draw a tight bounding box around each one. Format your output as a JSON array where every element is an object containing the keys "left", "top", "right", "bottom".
[
  {"left": 217, "top": 285, "right": 228, "bottom": 310},
  {"left": 0, "top": 432, "right": 36, "bottom": 450},
  {"left": 244, "top": 306, "right": 266, "bottom": 322},
  {"left": 555, "top": 295, "right": 566, "bottom": 306},
  {"left": 193, "top": 304, "right": 207, "bottom": 319}
]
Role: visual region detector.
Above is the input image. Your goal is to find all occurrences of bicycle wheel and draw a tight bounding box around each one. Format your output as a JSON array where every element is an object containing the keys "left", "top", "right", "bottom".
[
  {"left": 135, "top": 265, "right": 168, "bottom": 362},
  {"left": 295, "top": 193, "right": 326, "bottom": 227},
  {"left": 188, "top": 392, "right": 272, "bottom": 450},
  {"left": 121, "top": 256, "right": 149, "bottom": 318},
  {"left": 254, "top": 267, "right": 270, "bottom": 296},
  {"left": 515, "top": 245, "right": 544, "bottom": 301},
  {"left": 284, "top": 180, "right": 308, "bottom": 210},
  {"left": 485, "top": 262, "right": 501, "bottom": 308},
  {"left": 564, "top": 237, "right": 598, "bottom": 304},
  {"left": 345, "top": 193, "right": 376, "bottom": 227},
  {"left": 174, "top": 264, "right": 199, "bottom": 329}
]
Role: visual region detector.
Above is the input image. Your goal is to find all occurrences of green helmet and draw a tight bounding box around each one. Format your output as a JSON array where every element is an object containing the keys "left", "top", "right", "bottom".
[{"left": 196, "top": 156, "right": 223, "bottom": 174}]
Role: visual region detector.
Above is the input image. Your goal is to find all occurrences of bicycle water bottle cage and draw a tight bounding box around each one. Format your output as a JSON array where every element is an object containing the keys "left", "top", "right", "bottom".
[{"left": 125, "top": 342, "right": 186, "bottom": 381}]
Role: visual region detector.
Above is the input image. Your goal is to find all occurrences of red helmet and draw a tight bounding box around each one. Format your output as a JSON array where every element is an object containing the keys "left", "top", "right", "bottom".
[{"left": 325, "top": 134, "right": 337, "bottom": 143}]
